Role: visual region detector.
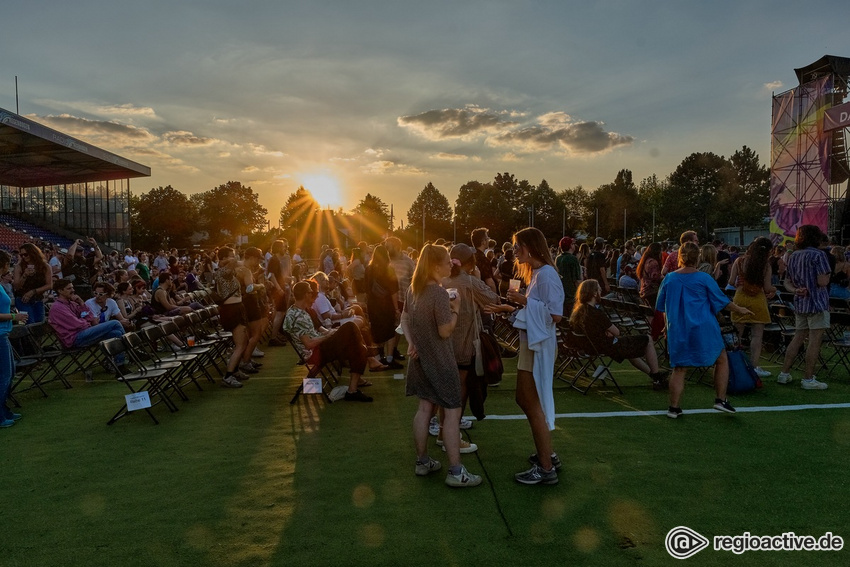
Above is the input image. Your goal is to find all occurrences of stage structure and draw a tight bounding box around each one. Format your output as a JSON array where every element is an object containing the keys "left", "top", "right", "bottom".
[
  {"left": 0, "top": 107, "right": 150, "bottom": 250},
  {"left": 770, "top": 55, "right": 850, "bottom": 244}
]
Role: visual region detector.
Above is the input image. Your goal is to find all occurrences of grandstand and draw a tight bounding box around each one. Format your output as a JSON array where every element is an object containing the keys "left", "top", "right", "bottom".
[{"left": 0, "top": 107, "right": 150, "bottom": 251}]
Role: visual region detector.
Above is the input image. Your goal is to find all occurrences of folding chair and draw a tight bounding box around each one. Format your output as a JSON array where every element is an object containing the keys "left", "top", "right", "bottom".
[
  {"left": 122, "top": 331, "right": 193, "bottom": 400},
  {"left": 9, "top": 323, "right": 70, "bottom": 397},
  {"left": 101, "top": 337, "right": 178, "bottom": 425},
  {"left": 140, "top": 324, "right": 217, "bottom": 385},
  {"left": 157, "top": 319, "right": 225, "bottom": 378},
  {"left": 563, "top": 328, "right": 622, "bottom": 395},
  {"left": 282, "top": 330, "right": 338, "bottom": 404}
]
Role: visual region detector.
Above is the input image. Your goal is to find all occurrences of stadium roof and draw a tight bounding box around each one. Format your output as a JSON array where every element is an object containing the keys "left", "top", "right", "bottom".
[{"left": 0, "top": 107, "right": 150, "bottom": 187}]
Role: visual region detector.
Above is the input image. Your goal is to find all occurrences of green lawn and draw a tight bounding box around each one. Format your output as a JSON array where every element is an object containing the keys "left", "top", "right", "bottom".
[{"left": 4, "top": 346, "right": 850, "bottom": 566}]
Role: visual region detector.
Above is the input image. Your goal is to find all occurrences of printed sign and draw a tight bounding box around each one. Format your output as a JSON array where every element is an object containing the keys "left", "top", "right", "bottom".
[
  {"left": 302, "top": 378, "right": 323, "bottom": 394},
  {"left": 126, "top": 391, "right": 152, "bottom": 412}
]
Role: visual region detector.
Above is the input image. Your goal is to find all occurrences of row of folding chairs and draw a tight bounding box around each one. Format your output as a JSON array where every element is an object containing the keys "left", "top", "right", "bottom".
[{"left": 102, "top": 306, "right": 234, "bottom": 425}]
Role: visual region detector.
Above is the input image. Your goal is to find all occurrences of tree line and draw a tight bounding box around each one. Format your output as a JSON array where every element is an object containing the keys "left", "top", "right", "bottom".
[{"left": 131, "top": 146, "right": 768, "bottom": 253}]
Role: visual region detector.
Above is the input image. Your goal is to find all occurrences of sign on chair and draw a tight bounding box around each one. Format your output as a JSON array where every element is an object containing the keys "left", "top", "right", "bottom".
[
  {"left": 302, "top": 378, "right": 323, "bottom": 395},
  {"left": 126, "top": 391, "right": 152, "bottom": 412}
]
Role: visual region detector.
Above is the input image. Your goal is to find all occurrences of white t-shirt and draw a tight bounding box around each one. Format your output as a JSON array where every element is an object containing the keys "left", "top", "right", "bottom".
[
  {"left": 312, "top": 292, "right": 335, "bottom": 319},
  {"left": 526, "top": 264, "right": 565, "bottom": 318},
  {"left": 85, "top": 298, "right": 122, "bottom": 323},
  {"left": 124, "top": 255, "right": 139, "bottom": 272}
]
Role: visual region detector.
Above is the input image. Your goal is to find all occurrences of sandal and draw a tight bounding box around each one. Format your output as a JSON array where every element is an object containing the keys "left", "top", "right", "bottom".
[
  {"left": 369, "top": 364, "right": 389, "bottom": 373},
  {"left": 357, "top": 379, "right": 373, "bottom": 388}
]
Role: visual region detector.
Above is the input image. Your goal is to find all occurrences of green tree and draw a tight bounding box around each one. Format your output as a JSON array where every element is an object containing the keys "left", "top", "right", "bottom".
[
  {"left": 280, "top": 186, "right": 320, "bottom": 230},
  {"left": 130, "top": 185, "right": 198, "bottom": 250},
  {"left": 466, "top": 185, "right": 514, "bottom": 245},
  {"left": 587, "top": 169, "right": 644, "bottom": 243},
  {"left": 407, "top": 182, "right": 453, "bottom": 243},
  {"left": 529, "top": 179, "right": 562, "bottom": 239},
  {"left": 637, "top": 174, "right": 667, "bottom": 242},
  {"left": 666, "top": 153, "right": 735, "bottom": 240},
  {"left": 557, "top": 185, "right": 592, "bottom": 236},
  {"left": 351, "top": 193, "right": 391, "bottom": 243},
  {"left": 196, "top": 181, "right": 268, "bottom": 241},
  {"left": 453, "top": 180, "right": 491, "bottom": 239}
]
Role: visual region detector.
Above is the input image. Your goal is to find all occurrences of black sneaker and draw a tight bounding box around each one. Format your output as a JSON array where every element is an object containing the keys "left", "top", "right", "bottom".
[
  {"left": 528, "top": 452, "right": 562, "bottom": 470},
  {"left": 385, "top": 359, "right": 404, "bottom": 370},
  {"left": 344, "top": 389, "right": 373, "bottom": 402},
  {"left": 515, "top": 464, "right": 558, "bottom": 485},
  {"left": 392, "top": 349, "right": 405, "bottom": 361},
  {"left": 666, "top": 406, "right": 683, "bottom": 419},
  {"left": 713, "top": 398, "right": 736, "bottom": 414}
]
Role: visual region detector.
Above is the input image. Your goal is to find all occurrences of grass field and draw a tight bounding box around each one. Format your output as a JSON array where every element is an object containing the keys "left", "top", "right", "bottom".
[{"left": 4, "top": 343, "right": 850, "bottom": 567}]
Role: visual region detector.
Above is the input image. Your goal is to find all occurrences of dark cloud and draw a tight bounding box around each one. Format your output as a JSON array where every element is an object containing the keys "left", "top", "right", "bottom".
[
  {"left": 31, "top": 114, "right": 155, "bottom": 141},
  {"left": 398, "top": 107, "right": 633, "bottom": 155},
  {"left": 493, "top": 120, "right": 634, "bottom": 154},
  {"left": 397, "top": 107, "right": 516, "bottom": 140}
]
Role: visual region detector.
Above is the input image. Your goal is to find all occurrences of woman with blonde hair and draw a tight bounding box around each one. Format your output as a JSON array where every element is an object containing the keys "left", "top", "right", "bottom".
[
  {"left": 402, "top": 243, "right": 482, "bottom": 488},
  {"left": 697, "top": 243, "right": 726, "bottom": 284},
  {"left": 657, "top": 241, "right": 754, "bottom": 419},
  {"left": 13, "top": 243, "right": 53, "bottom": 323},
  {"left": 507, "top": 227, "right": 564, "bottom": 485}
]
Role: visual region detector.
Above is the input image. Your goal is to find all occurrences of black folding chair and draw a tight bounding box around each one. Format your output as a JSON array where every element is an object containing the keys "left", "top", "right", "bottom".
[
  {"left": 101, "top": 337, "right": 178, "bottom": 425},
  {"left": 9, "top": 323, "right": 71, "bottom": 397},
  {"left": 283, "top": 330, "right": 338, "bottom": 404}
]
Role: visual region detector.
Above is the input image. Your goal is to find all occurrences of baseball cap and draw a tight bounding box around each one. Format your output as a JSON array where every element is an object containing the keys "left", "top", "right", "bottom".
[{"left": 450, "top": 243, "right": 474, "bottom": 264}]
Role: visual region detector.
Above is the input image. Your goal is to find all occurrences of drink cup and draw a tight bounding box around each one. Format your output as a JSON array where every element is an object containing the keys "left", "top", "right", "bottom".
[
  {"left": 187, "top": 336, "right": 196, "bottom": 347},
  {"left": 446, "top": 288, "right": 459, "bottom": 301},
  {"left": 509, "top": 279, "right": 521, "bottom": 293}
]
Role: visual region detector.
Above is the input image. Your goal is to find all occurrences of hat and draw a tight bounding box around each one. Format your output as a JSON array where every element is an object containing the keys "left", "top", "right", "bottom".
[
  {"left": 449, "top": 243, "right": 474, "bottom": 265},
  {"left": 594, "top": 237, "right": 605, "bottom": 246},
  {"left": 558, "top": 237, "right": 574, "bottom": 251},
  {"left": 59, "top": 248, "right": 68, "bottom": 254}
]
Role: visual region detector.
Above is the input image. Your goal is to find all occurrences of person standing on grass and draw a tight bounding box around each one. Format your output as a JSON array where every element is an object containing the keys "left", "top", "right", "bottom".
[
  {"left": 0, "top": 250, "right": 28, "bottom": 428},
  {"left": 656, "top": 242, "right": 754, "bottom": 419},
  {"left": 507, "top": 227, "right": 564, "bottom": 485},
  {"left": 776, "top": 225, "right": 831, "bottom": 390},
  {"left": 402, "top": 243, "right": 482, "bottom": 488},
  {"left": 728, "top": 237, "right": 776, "bottom": 379}
]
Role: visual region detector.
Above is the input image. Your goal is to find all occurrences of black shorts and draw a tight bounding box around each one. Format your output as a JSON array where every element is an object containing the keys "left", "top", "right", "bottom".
[
  {"left": 610, "top": 335, "right": 649, "bottom": 362},
  {"left": 218, "top": 302, "right": 247, "bottom": 331},
  {"left": 243, "top": 293, "right": 265, "bottom": 323}
]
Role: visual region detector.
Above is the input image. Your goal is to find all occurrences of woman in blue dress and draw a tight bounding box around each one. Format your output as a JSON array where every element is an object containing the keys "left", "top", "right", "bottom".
[
  {"left": 1, "top": 250, "right": 29, "bottom": 428},
  {"left": 657, "top": 241, "right": 752, "bottom": 419}
]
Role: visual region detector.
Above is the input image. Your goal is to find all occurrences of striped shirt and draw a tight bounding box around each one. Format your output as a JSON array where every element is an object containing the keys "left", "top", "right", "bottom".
[{"left": 785, "top": 248, "right": 830, "bottom": 314}]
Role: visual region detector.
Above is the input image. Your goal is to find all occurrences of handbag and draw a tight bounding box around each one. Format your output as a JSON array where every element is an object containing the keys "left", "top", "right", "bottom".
[
  {"left": 726, "top": 348, "right": 760, "bottom": 394},
  {"left": 473, "top": 306, "right": 503, "bottom": 384}
]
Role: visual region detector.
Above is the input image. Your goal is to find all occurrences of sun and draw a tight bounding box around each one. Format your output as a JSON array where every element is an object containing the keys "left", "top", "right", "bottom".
[{"left": 300, "top": 173, "right": 343, "bottom": 209}]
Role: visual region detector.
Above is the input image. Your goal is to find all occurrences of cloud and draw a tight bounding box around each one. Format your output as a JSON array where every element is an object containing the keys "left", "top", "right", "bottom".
[
  {"left": 162, "top": 130, "right": 220, "bottom": 147},
  {"left": 491, "top": 119, "right": 633, "bottom": 154},
  {"left": 399, "top": 106, "right": 633, "bottom": 156},
  {"left": 430, "top": 152, "right": 480, "bottom": 161},
  {"left": 764, "top": 80, "right": 784, "bottom": 91},
  {"left": 361, "top": 160, "right": 425, "bottom": 176},
  {"left": 97, "top": 103, "right": 157, "bottom": 118},
  {"left": 397, "top": 106, "right": 517, "bottom": 140},
  {"left": 29, "top": 113, "right": 156, "bottom": 143},
  {"left": 246, "top": 143, "right": 286, "bottom": 157}
]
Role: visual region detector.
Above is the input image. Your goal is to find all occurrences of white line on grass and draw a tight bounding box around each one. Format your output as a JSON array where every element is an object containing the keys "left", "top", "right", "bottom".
[{"left": 479, "top": 402, "right": 850, "bottom": 420}]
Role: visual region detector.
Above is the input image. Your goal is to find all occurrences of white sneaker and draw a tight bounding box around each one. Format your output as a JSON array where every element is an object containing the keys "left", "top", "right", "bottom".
[
  {"left": 776, "top": 372, "right": 793, "bottom": 385},
  {"left": 252, "top": 347, "right": 265, "bottom": 358},
  {"left": 428, "top": 416, "right": 440, "bottom": 436},
  {"left": 459, "top": 417, "right": 474, "bottom": 430},
  {"left": 445, "top": 465, "right": 482, "bottom": 488},
  {"left": 754, "top": 366, "right": 772, "bottom": 378},
  {"left": 801, "top": 377, "right": 828, "bottom": 390}
]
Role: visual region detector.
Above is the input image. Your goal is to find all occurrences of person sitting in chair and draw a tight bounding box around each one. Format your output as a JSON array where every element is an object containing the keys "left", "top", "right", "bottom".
[
  {"left": 569, "top": 279, "right": 668, "bottom": 389},
  {"left": 283, "top": 281, "right": 379, "bottom": 402}
]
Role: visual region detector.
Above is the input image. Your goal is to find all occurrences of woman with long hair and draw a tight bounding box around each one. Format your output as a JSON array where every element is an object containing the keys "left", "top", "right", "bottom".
[
  {"left": 636, "top": 242, "right": 663, "bottom": 308},
  {"left": 729, "top": 237, "right": 776, "bottom": 378},
  {"left": 697, "top": 244, "right": 726, "bottom": 284},
  {"left": 657, "top": 242, "right": 753, "bottom": 418},
  {"left": 402, "top": 243, "right": 482, "bottom": 488},
  {"left": 238, "top": 247, "right": 268, "bottom": 375},
  {"left": 507, "top": 227, "right": 564, "bottom": 485},
  {"left": 13, "top": 243, "right": 53, "bottom": 323},
  {"left": 348, "top": 245, "right": 368, "bottom": 303},
  {"left": 365, "top": 244, "right": 401, "bottom": 368},
  {"left": 1, "top": 250, "right": 28, "bottom": 428},
  {"left": 576, "top": 242, "right": 590, "bottom": 280},
  {"left": 571, "top": 279, "right": 667, "bottom": 389}
]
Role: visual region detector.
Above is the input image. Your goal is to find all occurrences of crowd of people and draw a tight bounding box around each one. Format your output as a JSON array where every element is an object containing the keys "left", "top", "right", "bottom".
[{"left": 0, "top": 223, "right": 842, "bottom": 490}]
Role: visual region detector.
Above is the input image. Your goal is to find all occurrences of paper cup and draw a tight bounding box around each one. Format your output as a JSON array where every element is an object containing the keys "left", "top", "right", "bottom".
[{"left": 509, "top": 279, "right": 521, "bottom": 292}]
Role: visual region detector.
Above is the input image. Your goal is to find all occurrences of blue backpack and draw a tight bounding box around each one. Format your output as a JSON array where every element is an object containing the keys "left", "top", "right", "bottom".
[{"left": 726, "top": 348, "right": 760, "bottom": 394}]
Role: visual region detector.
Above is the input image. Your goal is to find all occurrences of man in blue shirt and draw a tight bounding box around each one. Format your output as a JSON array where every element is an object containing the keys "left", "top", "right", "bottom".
[{"left": 776, "top": 225, "right": 831, "bottom": 390}]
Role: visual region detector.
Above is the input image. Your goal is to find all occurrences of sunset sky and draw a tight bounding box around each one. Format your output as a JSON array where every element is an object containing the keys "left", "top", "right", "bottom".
[{"left": 2, "top": 1, "right": 846, "bottom": 227}]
